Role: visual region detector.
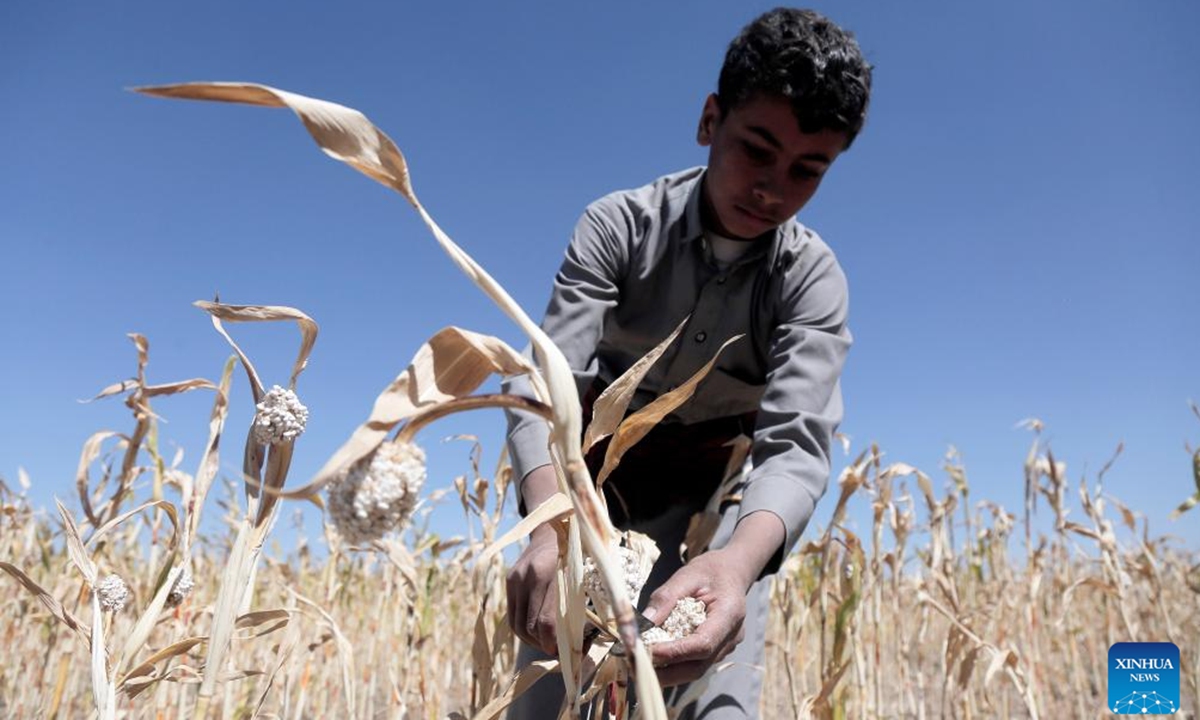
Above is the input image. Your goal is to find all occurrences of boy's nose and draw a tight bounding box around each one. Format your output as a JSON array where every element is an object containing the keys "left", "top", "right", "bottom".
[{"left": 752, "top": 181, "right": 781, "bottom": 207}]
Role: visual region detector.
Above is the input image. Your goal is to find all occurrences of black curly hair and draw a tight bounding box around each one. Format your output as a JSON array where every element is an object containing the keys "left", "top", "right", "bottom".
[{"left": 717, "top": 8, "right": 872, "bottom": 147}]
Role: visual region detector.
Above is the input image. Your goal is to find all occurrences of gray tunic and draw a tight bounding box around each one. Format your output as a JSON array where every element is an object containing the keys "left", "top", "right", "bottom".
[{"left": 504, "top": 166, "right": 851, "bottom": 573}]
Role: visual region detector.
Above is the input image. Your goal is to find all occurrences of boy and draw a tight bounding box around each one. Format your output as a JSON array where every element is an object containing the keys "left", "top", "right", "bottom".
[{"left": 503, "top": 7, "right": 871, "bottom": 717}]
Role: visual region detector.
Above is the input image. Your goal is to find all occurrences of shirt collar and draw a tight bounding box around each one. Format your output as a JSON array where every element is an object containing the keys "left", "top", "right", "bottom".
[
  {"left": 666, "top": 167, "right": 707, "bottom": 246},
  {"left": 671, "top": 167, "right": 788, "bottom": 270}
]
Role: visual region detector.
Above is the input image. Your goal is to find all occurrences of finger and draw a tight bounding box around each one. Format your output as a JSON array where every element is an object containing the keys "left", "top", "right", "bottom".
[
  {"left": 532, "top": 581, "right": 560, "bottom": 656},
  {"left": 710, "top": 626, "right": 744, "bottom": 666},
  {"left": 535, "top": 609, "right": 558, "bottom": 656},
  {"left": 651, "top": 631, "right": 717, "bottom": 667},
  {"left": 655, "top": 658, "right": 712, "bottom": 688},
  {"left": 651, "top": 613, "right": 742, "bottom": 667},
  {"left": 719, "top": 625, "right": 746, "bottom": 660},
  {"left": 505, "top": 576, "right": 514, "bottom": 633},
  {"left": 523, "top": 586, "right": 548, "bottom": 651},
  {"left": 507, "top": 573, "right": 529, "bottom": 646},
  {"left": 644, "top": 574, "right": 700, "bottom": 627}
]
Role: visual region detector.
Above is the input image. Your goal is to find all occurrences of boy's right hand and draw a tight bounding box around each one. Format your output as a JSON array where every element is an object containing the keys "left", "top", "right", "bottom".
[{"left": 505, "top": 522, "right": 561, "bottom": 656}]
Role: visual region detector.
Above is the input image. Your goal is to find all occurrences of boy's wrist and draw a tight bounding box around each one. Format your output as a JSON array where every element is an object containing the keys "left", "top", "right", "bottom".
[
  {"left": 719, "top": 510, "right": 786, "bottom": 592},
  {"left": 529, "top": 520, "right": 559, "bottom": 547},
  {"left": 519, "top": 464, "right": 559, "bottom": 512},
  {"left": 520, "top": 464, "right": 562, "bottom": 545}
]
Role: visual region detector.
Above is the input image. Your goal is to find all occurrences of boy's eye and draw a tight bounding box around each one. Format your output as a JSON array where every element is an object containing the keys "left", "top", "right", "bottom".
[
  {"left": 741, "top": 141, "right": 772, "bottom": 163},
  {"left": 790, "top": 164, "right": 821, "bottom": 181}
]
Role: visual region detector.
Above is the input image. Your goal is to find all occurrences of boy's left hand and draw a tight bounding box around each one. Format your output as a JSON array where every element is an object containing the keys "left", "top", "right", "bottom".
[{"left": 642, "top": 547, "right": 754, "bottom": 687}]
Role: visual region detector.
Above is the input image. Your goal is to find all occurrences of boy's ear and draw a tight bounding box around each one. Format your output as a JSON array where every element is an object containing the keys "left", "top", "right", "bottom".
[{"left": 697, "top": 93, "right": 721, "bottom": 146}]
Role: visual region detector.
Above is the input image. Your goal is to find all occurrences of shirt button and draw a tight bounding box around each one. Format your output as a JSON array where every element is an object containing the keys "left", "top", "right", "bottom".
[
  {"left": 694, "top": 331, "right": 707, "bottom": 343},
  {"left": 716, "top": 276, "right": 726, "bottom": 284}
]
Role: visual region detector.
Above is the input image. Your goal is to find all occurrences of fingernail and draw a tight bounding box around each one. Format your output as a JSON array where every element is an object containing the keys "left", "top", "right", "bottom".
[{"left": 643, "top": 607, "right": 659, "bottom": 624}]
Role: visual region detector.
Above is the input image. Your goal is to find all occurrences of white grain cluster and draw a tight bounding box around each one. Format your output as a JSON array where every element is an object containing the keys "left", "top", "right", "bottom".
[
  {"left": 95, "top": 573, "right": 131, "bottom": 613},
  {"left": 582, "top": 544, "right": 648, "bottom": 611},
  {"left": 167, "top": 567, "right": 194, "bottom": 608},
  {"left": 642, "top": 597, "right": 706, "bottom": 644},
  {"left": 252, "top": 385, "right": 309, "bottom": 445},
  {"left": 327, "top": 441, "right": 426, "bottom": 545}
]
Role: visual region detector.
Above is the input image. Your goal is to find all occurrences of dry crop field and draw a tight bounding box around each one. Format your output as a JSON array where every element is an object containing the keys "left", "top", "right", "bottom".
[
  {"left": 2, "top": 412, "right": 1197, "bottom": 718},
  {"left": 1, "top": 83, "right": 1197, "bottom": 719}
]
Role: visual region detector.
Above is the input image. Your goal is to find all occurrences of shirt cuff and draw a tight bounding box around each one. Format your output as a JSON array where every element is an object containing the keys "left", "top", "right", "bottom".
[
  {"left": 737, "top": 472, "right": 818, "bottom": 576},
  {"left": 506, "top": 415, "right": 553, "bottom": 516}
]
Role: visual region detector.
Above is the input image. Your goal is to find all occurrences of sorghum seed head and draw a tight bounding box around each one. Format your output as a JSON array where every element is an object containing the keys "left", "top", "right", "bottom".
[
  {"left": 582, "top": 532, "right": 660, "bottom": 616},
  {"left": 583, "top": 546, "right": 646, "bottom": 609},
  {"left": 327, "top": 440, "right": 426, "bottom": 545},
  {"left": 252, "top": 385, "right": 308, "bottom": 445},
  {"left": 166, "top": 567, "right": 194, "bottom": 608},
  {"left": 95, "top": 573, "right": 131, "bottom": 613}
]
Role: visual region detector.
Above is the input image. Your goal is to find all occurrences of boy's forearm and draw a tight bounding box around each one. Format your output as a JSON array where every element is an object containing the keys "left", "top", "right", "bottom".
[
  {"left": 718, "top": 510, "right": 786, "bottom": 592},
  {"left": 520, "top": 464, "right": 561, "bottom": 542}
]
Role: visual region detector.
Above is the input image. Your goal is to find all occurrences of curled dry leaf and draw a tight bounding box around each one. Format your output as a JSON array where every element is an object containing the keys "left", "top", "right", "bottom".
[
  {"left": 81, "top": 379, "right": 139, "bottom": 404},
  {"left": 471, "top": 604, "right": 498, "bottom": 708},
  {"left": 86, "top": 499, "right": 180, "bottom": 554},
  {"left": 142, "top": 378, "right": 219, "bottom": 398},
  {"left": 75, "top": 431, "right": 126, "bottom": 527},
  {"left": 234, "top": 609, "right": 291, "bottom": 639},
  {"left": 298, "top": 327, "right": 540, "bottom": 500},
  {"left": 136, "top": 82, "right": 418, "bottom": 204},
  {"left": 820, "top": 449, "right": 872, "bottom": 533},
  {"left": 56, "top": 498, "right": 97, "bottom": 585},
  {"left": 185, "top": 356, "right": 234, "bottom": 556},
  {"left": 0, "top": 561, "right": 91, "bottom": 646},
  {"left": 582, "top": 317, "right": 688, "bottom": 454},
  {"left": 374, "top": 536, "right": 420, "bottom": 591},
  {"left": 594, "top": 334, "right": 744, "bottom": 490},
  {"left": 1055, "top": 577, "right": 1117, "bottom": 630},
  {"left": 476, "top": 493, "right": 573, "bottom": 568},
  {"left": 193, "top": 300, "right": 318, "bottom": 401},
  {"left": 470, "top": 658, "right": 560, "bottom": 720},
  {"left": 78, "top": 334, "right": 221, "bottom": 533},
  {"left": 120, "top": 636, "right": 207, "bottom": 698},
  {"left": 113, "top": 563, "right": 190, "bottom": 681},
  {"left": 983, "top": 649, "right": 1020, "bottom": 689},
  {"left": 95, "top": 334, "right": 157, "bottom": 527}
]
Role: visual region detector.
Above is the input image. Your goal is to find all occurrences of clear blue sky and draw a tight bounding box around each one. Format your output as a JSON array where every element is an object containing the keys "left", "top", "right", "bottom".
[{"left": 2, "top": 1, "right": 1197, "bottom": 552}]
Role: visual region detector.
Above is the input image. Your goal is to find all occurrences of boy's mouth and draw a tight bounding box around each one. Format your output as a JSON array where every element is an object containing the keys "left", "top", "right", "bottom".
[{"left": 736, "top": 204, "right": 775, "bottom": 225}]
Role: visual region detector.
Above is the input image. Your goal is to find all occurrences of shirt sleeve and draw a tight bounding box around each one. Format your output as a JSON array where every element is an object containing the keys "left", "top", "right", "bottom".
[
  {"left": 501, "top": 201, "right": 628, "bottom": 513},
  {"left": 738, "top": 246, "right": 852, "bottom": 575}
]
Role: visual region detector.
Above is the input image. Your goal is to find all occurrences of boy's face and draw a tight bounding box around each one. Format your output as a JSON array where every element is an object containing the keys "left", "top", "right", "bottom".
[{"left": 697, "top": 93, "right": 848, "bottom": 240}]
